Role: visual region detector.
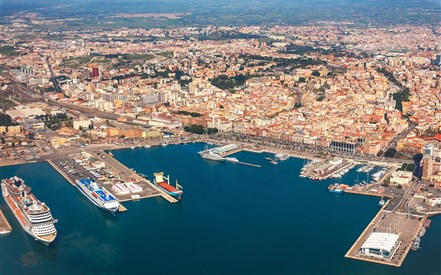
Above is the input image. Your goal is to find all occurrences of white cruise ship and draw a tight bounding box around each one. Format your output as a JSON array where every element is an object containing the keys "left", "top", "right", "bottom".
[
  {"left": 75, "top": 178, "right": 119, "bottom": 214},
  {"left": 1, "top": 177, "right": 57, "bottom": 246}
]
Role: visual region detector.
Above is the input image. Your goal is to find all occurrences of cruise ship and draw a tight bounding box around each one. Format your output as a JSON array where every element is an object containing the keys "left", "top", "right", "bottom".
[
  {"left": 75, "top": 178, "right": 119, "bottom": 214},
  {"left": 153, "top": 172, "right": 183, "bottom": 199},
  {"left": 1, "top": 177, "right": 57, "bottom": 246}
]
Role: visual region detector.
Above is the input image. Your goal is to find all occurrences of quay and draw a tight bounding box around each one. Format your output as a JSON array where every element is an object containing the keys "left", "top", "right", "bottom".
[
  {"left": 47, "top": 159, "right": 76, "bottom": 186},
  {"left": 118, "top": 203, "right": 127, "bottom": 212},
  {"left": 344, "top": 191, "right": 427, "bottom": 267},
  {"left": 344, "top": 188, "right": 393, "bottom": 199},
  {"left": 98, "top": 151, "right": 178, "bottom": 203},
  {"left": 0, "top": 210, "right": 12, "bottom": 234}
]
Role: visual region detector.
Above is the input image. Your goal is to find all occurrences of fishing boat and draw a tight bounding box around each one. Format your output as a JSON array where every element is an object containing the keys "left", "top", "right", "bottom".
[{"left": 153, "top": 172, "right": 183, "bottom": 199}]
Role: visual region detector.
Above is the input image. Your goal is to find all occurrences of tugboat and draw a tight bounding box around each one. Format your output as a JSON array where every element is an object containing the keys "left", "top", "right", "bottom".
[
  {"left": 328, "top": 183, "right": 344, "bottom": 194},
  {"left": 153, "top": 172, "right": 183, "bottom": 199}
]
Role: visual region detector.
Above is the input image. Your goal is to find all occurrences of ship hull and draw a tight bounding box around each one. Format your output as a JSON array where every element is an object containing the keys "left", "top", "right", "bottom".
[
  {"left": 1, "top": 183, "right": 56, "bottom": 246},
  {"left": 75, "top": 181, "right": 119, "bottom": 214},
  {"left": 153, "top": 182, "right": 183, "bottom": 200},
  {"left": 328, "top": 189, "right": 344, "bottom": 194}
]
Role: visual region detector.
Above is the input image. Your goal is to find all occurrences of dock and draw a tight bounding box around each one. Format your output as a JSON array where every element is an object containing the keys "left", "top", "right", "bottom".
[
  {"left": 344, "top": 200, "right": 426, "bottom": 267},
  {"left": 118, "top": 203, "right": 127, "bottom": 212},
  {"left": 0, "top": 210, "right": 12, "bottom": 234},
  {"left": 99, "top": 151, "right": 178, "bottom": 204},
  {"left": 47, "top": 159, "right": 76, "bottom": 186}
]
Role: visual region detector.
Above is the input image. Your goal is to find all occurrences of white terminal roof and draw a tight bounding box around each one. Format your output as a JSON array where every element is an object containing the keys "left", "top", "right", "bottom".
[{"left": 361, "top": 232, "right": 400, "bottom": 253}]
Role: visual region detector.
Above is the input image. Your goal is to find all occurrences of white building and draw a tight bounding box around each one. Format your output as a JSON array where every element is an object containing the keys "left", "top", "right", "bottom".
[
  {"left": 390, "top": 171, "right": 413, "bottom": 185},
  {"left": 359, "top": 232, "right": 400, "bottom": 259}
]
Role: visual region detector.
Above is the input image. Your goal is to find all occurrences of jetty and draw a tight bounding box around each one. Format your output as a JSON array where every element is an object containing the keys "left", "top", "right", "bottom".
[
  {"left": 47, "top": 159, "right": 76, "bottom": 186},
  {"left": 237, "top": 161, "right": 261, "bottom": 168},
  {"left": 0, "top": 210, "right": 12, "bottom": 234},
  {"left": 118, "top": 203, "right": 127, "bottom": 212}
]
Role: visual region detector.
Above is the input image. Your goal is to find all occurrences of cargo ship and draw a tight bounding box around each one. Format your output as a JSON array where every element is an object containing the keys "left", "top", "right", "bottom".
[
  {"left": 75, "top": 178, "right": 119, "bottom": 214},
  {"left": 1, "top": 176, "right": 57, "bottom": 246},
  {"left": 328, "top": 183, "right": 344, "bottom": 194},
  {"left": 153, "top": 172, "right": 183, "bottom": 199}
]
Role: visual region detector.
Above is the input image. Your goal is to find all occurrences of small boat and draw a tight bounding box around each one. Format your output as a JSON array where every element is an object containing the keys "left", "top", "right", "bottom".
[
  {"left": 418, "top": 227, "right": 426, "bottom": 237},
  {"left": 328, "top": 183, "right": 344, "bottom": 194},
  {"left": 161, "top": 143, "right": 168, "bottom": 147},
  {"left": 270, "top": 159, "right": 278, "bottom": 165},
  {"left": 130, "top": 146, "right": 135, "bottom": 149},
  {"left": 424, "top": 219, "right": 432, "bottom": 228},
  {"left": 378, "top": 199, "right": 385, "bottom": 207},
  {"left": 144, "top": 145, "right": 151, "bottom": 148},
  {"left": 411, "top": 236, "right": 421, "bottom": 251}
]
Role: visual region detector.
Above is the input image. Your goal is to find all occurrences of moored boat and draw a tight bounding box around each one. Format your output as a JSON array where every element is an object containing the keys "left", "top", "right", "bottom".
[
  {"left": 153, "top": 172, "right": 183, "bottom": 199},
  {"left": 1, "top": 176, "right": 58, "bottom": 246},
  {"left": 328, "top": 183, "right": 344, "bottom": 194}
]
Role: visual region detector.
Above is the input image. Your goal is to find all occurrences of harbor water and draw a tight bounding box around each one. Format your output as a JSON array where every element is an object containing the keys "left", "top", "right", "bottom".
[{"left": 0, "top": 143, "right": 440, "bottom": 275}]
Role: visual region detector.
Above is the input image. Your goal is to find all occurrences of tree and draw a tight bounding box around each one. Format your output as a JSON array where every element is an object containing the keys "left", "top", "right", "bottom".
[
  {"left": 312, "top": 71, "right": 320, "bottom": 77},
  {"left": 0, "top": 114, "right": 13, "bottom": 126},
  {"left": 207, "top": 128, "right": 218, "bottom": 135},
  {"left": 183, "top": 124, "right": 205, "bottom": 135}
]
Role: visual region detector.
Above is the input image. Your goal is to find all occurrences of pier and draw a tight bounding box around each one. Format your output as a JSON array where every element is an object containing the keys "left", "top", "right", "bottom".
[
  {"left": 237, "top": 161, "right": 262, "bottom": 168},
  {"left": 47, "top": 159, "right": 76, "bottom": 186},
  {"left": 345, "top": 203, "right": 426, "bottom": 267},
  {"left": 99, "top": 151, "right": 178, "bottom": 203},
  {"left": 0, "top": 210, "right": 12, "bottom": 234}
]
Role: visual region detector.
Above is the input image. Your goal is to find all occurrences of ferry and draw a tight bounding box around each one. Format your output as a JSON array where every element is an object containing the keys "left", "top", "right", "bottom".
[
  {"left": 75, "top": 178, "right": 119, "bottom": 214},
  {"left": 1, "top": 177, "right": 57, "bottom": 246},
  {"left": 328, "top": 183, "right": 344, "bottom": 194},
  {"left": 153, "top": 172, "right": 183, "bottom": 199}
]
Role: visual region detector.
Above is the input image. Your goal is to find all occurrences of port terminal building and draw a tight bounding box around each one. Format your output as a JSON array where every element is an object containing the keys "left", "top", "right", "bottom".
[
  {"left": 359, "top": 232, "right": 400, "bottom": 259},
  {"left": 212, "top": 144, "right": 238, "bottom": 155}
]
